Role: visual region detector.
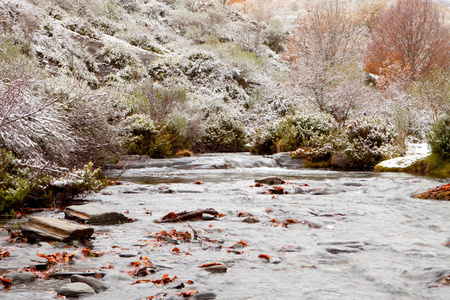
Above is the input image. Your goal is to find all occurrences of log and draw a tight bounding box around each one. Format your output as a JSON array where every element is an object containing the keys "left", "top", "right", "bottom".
[
  {"left": 64, "top": 203, "right": 128, "bottom": 225},
  {"left": 21, "top": 217, "right": 94, "bottom": 242},
  {"left": 155, "top": 209, "right": 219, "bottom": 223}
]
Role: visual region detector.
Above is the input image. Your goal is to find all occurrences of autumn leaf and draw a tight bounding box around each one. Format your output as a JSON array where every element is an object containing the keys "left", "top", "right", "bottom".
[
  {"left": 0, "top": 277, "right": 12, "bottom": 289},
  {"left": 177, "top": 288, "right": 198, "bottom": 297},
  {"left": 199, "top": 263, "right": 222, "bottom": 268},
  {"left": 258, "top": 254, "right": 270, "bottom": 261}
]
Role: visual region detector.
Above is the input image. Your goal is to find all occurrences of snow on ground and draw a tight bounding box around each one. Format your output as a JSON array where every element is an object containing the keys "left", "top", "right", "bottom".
[{"left": 377, "top": 143, "right": 431, "bottom": 169}]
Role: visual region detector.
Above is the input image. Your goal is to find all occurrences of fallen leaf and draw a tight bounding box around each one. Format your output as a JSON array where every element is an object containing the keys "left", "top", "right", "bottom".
[
  {"left": 258, "top": 254, "right": 270, "bottom": 261},
  {"left": 199, "top": 263, "right": 222, "bottom": 268},
  {"left": 177, "top": 288, "right": 198, "bottom": 297}
]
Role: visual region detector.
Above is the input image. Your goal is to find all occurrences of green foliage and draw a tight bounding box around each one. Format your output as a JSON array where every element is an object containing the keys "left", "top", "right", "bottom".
[
  {"left": 0, "top": 149, "right": 30, "bottom": 215},
  {"left": 331, "top": 118, "right": 397, "bottom": 169},
  {"left": 427, "top": 113, "right": 450, "bottom": 160},
  {"left": 251, "top": 113, "right": 332, "bottom": 154},
  {"left": 405, "top": 153, "right": 450, "bottom": 178},
  {"left": 122, "top": 114, "right": 159, "bottom": 156},
  {"left": 0, "top": 150, "right": 105, "bottom": 215},
  {"left": 201, "top": 113, "right": 247, "bottom": 152},
  {"left": 291, "top": 117, "right": 400, "bottom": 170}
]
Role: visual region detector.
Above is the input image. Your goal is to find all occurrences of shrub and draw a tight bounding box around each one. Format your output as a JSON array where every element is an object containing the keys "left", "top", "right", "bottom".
[
  {"left": 102, "top": 43, "right": 140, "bottom": 69},
  {"left": 0, "top": 149, "right": 32, "bottom": 215},
  {"left": 121, "top": 113, "right": 159, "bottom": 156},
  {"left": 0, "top": 149, "right": 106, "bottom": 215},
  {"left": 427, "top": 113, "right": 450, "bottom": 159},
  {"left": 251, "top": 113, "right": 332, "bottom": 154},
  {"left": 331, "top": 118, "right": 397, "bottom": 169},
  {"left": 201, "top": 113, "right": 247, "bottom": 152}
]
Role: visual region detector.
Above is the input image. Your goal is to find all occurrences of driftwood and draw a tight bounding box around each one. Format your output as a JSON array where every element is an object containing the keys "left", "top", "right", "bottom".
[
  {"left": 21, "top": 216, "right": 94, "bottom": 242},
  {"left": 155, "top": 209, "right": 219, "bottom": 223}
]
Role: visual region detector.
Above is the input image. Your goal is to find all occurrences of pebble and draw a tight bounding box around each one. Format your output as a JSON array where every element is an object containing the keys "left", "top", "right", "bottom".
[{"left": 57, "top": 282, "right": 96, "bottom": 297}]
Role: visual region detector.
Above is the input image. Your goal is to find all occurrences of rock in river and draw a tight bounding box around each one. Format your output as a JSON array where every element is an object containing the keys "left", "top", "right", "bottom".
[
  {"left": 21, "top": 216, "right": 94, "bottom": 242},
  {"left": 57, "top": 282, "right": 96, "bottom": 297},
  {"left": 64, "top": 202, "right": 128, "bottom": 225},
  {"left": 255, "top": 176, "right": 285, "bottom": 185},
  {"left": 5, "top": 271, "right": 37, "bottom": 284},
  {"left": 71, "top": 274, "right": 109, "bottom": 292}
]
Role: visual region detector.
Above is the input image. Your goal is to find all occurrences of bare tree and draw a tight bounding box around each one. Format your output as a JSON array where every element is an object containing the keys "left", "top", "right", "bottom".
[
  {"left": 282, "top": 0, "right": 368, "bottom": 127},
  {"left": 365, "top": 0, "right": 450, "bottom": 81}
]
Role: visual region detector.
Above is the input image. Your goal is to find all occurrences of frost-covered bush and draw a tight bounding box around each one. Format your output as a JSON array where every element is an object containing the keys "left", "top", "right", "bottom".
[
  {"left": 427, "top": 113, "right": 450, "bottom": 159},
  {"left": 121, "top": 113, "right": 159, "bottom": 156},
  {"left": 331, "top": 118, "right": 397, "bottom": 169},
  {"left": 291, "top": 117, "right": 400, "bottom": 169},
  {"left": 201, "top": 113, "right": 247, "bottom": 152},
  {"left": 102, "top": 43, "right": 140, "bottom": 69},
  {"left": 64, "top": 19, "right": 100, "bottom": 39},
  {"left": 262, "top": 25, "right": 285, "bottom": 53},
  {"left": 128, "top": 35, "right": 164, "bottom": 54},
  {"left": 251, "top": 113, "right": 332, "bottom": 154},
  {"left": 91, "top": 16, "right": 122, "bottom": 36}
]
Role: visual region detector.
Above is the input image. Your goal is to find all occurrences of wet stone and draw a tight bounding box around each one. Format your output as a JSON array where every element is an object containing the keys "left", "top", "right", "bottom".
[
  {"left": 119, "top": 252, "right": 138, "bottom": 258},
  {"left": 202, "top": 264, "right": 228, "bottom": 273},
  {"left": 255, "top": 176, "right": 285, "bottom": 185},
  {"left": 49, "top": 271, "right": 106, "bottom": 279},
  {"left": 194, "top": 292, "right": 217, "bottom": 299},
  {"left": 57, "top": 282, "right": 96, "bottom": 297},
  {"left": 71, "top": 274, "right": 109, "bottom": 292},
  {"left": 271, "top": 256, "right": 282, "bottom": 264},
  {"left": 243, "top": 217, "right": 260, "bottom": 223},
  {"left": 202, "top": 213, "right": 216, "bottom": 221},
  {"left": 64, "top": 202, "right": 128, "bottom": 225},
  {"left": 5, "top": 271, "right": 37, "bottom": 284},
  {"left": 21, "top": 216, "right": 94, "bottom": 242},
  {"left": 326, "top": 248, "right": 360, "bottom": 254}
]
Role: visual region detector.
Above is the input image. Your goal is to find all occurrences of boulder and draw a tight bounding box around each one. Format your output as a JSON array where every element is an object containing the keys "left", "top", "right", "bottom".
[
  {"left": 21, "top": 217, "right": 94, "bottom": 242},
  {"left": 71, "top": 274, "right": 109, "bottom": 292},
  {"left": 255, "top": 176, "right": 285, "bottom": 185},
  {"left": 57, "top": 282, "right": 95, "bottom": 297},
  {"left": 64, "top": 202, "right": 128, "bottom": 225},
  {"left": 5, "top": 271, "right": 37, "bottom": 284}
]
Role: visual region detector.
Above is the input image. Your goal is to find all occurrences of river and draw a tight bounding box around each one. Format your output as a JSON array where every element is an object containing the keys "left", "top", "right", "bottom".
[{"left": 1, "top": 153, "right": 449, "bottom": 299}]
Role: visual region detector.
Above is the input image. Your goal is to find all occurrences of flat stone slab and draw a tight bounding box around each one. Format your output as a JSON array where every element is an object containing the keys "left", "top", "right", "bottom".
[
  {"left": 21, "top": 216, "right": 94, "bottom": 242},
  {"left": 64, "top": 202, "right": 128, "bottom": 225}
]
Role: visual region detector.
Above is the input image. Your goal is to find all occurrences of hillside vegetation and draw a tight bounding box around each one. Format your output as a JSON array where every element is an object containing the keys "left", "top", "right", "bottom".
[{"left": 0, "top": 0, "right": 449, "bottom": 212}]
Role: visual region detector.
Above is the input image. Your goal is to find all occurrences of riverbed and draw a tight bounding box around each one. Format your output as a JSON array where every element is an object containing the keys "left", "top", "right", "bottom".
[{"left": 1, "top": 153, "right": 449, "bottom": 299}]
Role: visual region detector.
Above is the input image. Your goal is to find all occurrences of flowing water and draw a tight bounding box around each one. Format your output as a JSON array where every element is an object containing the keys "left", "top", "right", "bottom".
[{"left": 1, "top": 153, "right": 449, "bottom": 299}]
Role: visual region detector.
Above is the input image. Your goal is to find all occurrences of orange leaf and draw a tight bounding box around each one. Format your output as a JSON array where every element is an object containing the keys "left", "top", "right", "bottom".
[
  {"left": 258, "top": 254, "right": 270, "bottom": 261},
  {"left": 199, "top": 263, "right": 222, "bottom": 268}
]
